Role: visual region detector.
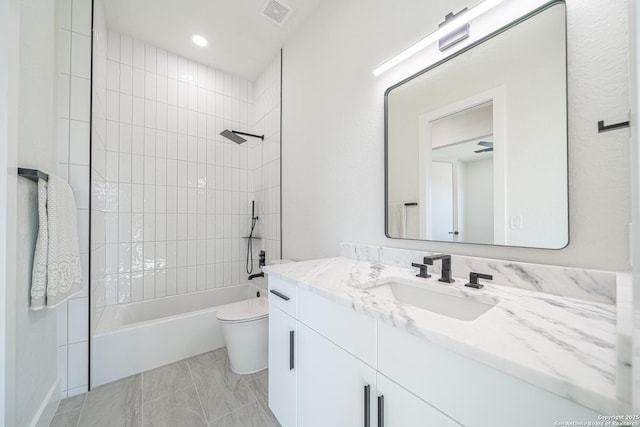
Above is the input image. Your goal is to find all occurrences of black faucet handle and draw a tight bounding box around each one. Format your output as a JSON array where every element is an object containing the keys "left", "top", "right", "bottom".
[
  {"left": 465, "top": 272, "right": 493, "bottom": 289},
  {"left": 411, "top": 263, "right": 431, "bottom": 279}
]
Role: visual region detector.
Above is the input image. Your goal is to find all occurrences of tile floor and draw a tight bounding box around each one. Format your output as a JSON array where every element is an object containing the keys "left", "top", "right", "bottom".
[{"left": 50, "top": 348, "right": 280, "bottom": 427}]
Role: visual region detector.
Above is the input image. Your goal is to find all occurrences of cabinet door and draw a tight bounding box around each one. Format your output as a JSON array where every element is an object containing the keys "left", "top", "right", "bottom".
[
  {"left": 297, "top": 323, "right": 377, "bottom": 427},
  {"left": 376, "top": 373, "right": 462, "bottom": 427},
  {"left": 269, "top": 304, "right": 297, "bottom": 427}
]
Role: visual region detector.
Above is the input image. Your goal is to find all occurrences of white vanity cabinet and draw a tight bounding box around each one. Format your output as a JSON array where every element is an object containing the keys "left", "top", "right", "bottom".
[
  {"left": 375, "top": 373, "right": 462, "bottom": 427},
  {"left": 267, "top": 275, "right": 603, "bottom": 427},
  {"left": 297, "top": 322, "right": 377, "bottom": 427},
  {"left": 268, "top": 279, "right": 298, "bottom": 427},
  {"left": 377, "top": 322, "right": 602, "bottom": 427}
]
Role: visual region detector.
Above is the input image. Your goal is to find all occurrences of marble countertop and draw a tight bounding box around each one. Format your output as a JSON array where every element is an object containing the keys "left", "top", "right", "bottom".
[{"left": 264, "top": 257, "right": 629, "bottom": 415}]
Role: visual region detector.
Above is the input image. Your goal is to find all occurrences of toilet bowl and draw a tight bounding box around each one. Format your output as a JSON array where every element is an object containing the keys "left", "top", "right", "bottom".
[{"left": 216, "top": 297, "right": 269, "bottom": 374}]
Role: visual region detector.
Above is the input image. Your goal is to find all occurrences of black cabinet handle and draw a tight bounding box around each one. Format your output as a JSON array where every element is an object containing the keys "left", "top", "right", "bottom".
[
  {"left": 448, "top": 231, "right": 459, "bottom": 235},
  {"left": 378, "top": 395, "right": 384, "bottom": 427},
  {"left": 364, "top": 385, "right": 371, "bottom": 427},
  {"left": 270, "top": 289, "right": 290, "bottom": 301},
  {"left": 289, "top": 330, "right": 294, "bottom": 370}
]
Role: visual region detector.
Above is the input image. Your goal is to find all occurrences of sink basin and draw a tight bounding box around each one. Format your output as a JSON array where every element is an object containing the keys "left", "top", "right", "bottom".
[{"left": 365, "top": 278, "right": 496, "bottom": 321}]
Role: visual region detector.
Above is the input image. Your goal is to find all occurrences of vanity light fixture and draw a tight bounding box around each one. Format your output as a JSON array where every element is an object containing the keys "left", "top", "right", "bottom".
[
  {"left": 372, "top": 0, "right": 504, "bottom": 76},
  {"left": 191, "top": 34, "right": 208, "bottom": 47}
]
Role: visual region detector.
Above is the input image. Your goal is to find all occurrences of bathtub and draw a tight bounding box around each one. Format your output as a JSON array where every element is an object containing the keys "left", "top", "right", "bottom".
[{"left": 92, "top": 284, "right": 264, "bottom": 387}]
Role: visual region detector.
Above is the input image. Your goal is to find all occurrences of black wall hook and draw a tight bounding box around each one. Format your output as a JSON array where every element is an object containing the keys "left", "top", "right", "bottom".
[{"left": 598, "top": 120, "right": 629, "bottom": 133}]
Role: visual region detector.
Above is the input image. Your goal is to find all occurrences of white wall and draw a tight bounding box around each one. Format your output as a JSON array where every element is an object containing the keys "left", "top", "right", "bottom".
[
  {"left": 0, "top": 0, "right": 20, "bottom": 424},
  {"left": 282, "top": 0, "right": 631, "bottom": 271},
  {"left": 13, "top": 0, "right": 59, "bottom": 425},
  {"left": 629, "top": 0, "right": 640, "bottom": 412}
]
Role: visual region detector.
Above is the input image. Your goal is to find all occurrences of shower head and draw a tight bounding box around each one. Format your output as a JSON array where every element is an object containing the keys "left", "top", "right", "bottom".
[
  {"left": 220, "top": 129, "right": 247, "bottom": 144},
  {"left": 220, "top": 129, "right": 265, "bottom": 144}
]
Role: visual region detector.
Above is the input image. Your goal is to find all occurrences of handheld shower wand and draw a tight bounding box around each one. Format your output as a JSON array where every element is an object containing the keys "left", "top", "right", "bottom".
[{"left": 246, "top": 201, "right": 259, "bottom": 275}]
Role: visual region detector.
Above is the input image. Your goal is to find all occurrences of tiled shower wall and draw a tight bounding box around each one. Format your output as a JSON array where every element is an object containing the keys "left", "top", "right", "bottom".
[
  {"left": 91, "top": 31, "right": 269, "bottom": 310},
  {"left": 56, "top": 0, "right": 92, "bottom": 398},
  {"left": 252, "top": 55, "right": 282, "bottom": 265},
  {"left": 90, "top": 0, "right": 107, "bottom": 348}
]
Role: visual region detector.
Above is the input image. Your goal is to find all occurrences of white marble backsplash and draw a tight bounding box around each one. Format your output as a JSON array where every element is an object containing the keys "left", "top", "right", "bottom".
[{"left": 340, "top": 243, "right": 618, "bottom": 305}]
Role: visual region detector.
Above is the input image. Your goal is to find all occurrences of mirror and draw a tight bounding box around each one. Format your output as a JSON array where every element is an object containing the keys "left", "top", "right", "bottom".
[{"left": 385, "top": 2, "right": 568, "bottom": 249}]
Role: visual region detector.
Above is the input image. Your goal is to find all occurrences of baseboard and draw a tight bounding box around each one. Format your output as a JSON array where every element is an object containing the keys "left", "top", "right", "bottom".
[{"left": 30, "top": 379, "right": 60, "bottom": 427}]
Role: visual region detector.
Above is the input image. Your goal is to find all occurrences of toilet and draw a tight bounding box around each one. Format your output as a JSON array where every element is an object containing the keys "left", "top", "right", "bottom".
[{"left": 216, "top": 297, "right": 269, "bottom": 374}]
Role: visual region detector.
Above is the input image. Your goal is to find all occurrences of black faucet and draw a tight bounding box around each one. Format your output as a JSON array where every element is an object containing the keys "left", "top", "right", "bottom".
[
  {"left": 248, "top": 272, "right": 264, "bottom": 280},
  {"left": 423, "top": 254, "right": 454, "bottom": 283},
  {"left": 465, "top": 272, "right": 493, "bottom": 289},
  {"left": 411, "top": 262, "right": 431, "bottom": 278}
]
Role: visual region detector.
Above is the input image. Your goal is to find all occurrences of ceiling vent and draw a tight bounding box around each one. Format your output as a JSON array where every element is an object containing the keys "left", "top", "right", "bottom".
[{"left": 262, "top": 0, "right": 292, "bottom": 26}]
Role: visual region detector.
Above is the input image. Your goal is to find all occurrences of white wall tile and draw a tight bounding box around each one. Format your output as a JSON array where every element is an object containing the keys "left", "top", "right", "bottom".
[
  {"left": 120, "top": 34, "right": 133, "bottom": 65},
  {"left": 59, "top": 0, "right": 72, "bottom": 30},
  {"left": 57, "top": 346, "right": 68, "bottom": 397},
  {"left": 67, "top": 341, "right": 88, "bottom": 389},
  {"left": 133, "top": 39, "right": 145, "bottom": 69},
  {"left": 119, "top": 93, "right": 132, "bottom": 124},
  {"left": 68, "top": 298, "right": 88, "bottom": 343},
  {"left": 107, "top": 31, "right": 120, "bottom": 61},
  {"left": 132, "top": 126, "right": 144, "bottom": 155},
  {"left": 118, "top": 243, "right": 131, "bottom": 273},
  {"left": 145, "top": 72, "right": 157, "bottom": 101},
  {"left": 132, "top": 186, "right": 144, "bottom": 214},
  {"left": 118, "top": 273, "right": 131, "bottom": 303},
  {"left": 145, "top": 45, "right": 156, "bottom": 73},
  {"left": 131, "top": 155, "right": 144, "bottom": 184},
  {"left": 70, "top": 76, "right": 90, "bottom": 122},
  {"left": 69, "top": 165, "right": 90, "bottom": 208},
  {"left": 105, "top": 274, "right": 118, "bottom": 305},
  {"left": 69, "top": 120, "right": 90, "bottom": 165},
  {"left": 144, "top": 99, "right": 156, "bottom": 128},
  {"left": 107, "top": 60, "right": 120, "bottom": 91},
  {"left": 143, "top": 270, "right": 155, "bottom": 299},
  {"left": 119, "top": 213, "right": 131, "bottom": 242},
  {"left": 144, "top": 185, "right": 156, "bottom": 212},
  {"left": 120, "top": 64, "right": 133, "bottom": 94},
  {"left": 132, "top": 97, "right": 144, "bottom": 126},
  {"left": 97, "top": 33, "right": 280, "bottom": 313},
  {"left": 71, "top": 0, "right": 91, "bottom": 35},
  {"left": 59, "top": 29, "right": 71, "bottom": 75},
  {"left": 105, "top": 120, "right": 119, "bottom": 152},
  {"left": 71, "top": 33, "right": 91, "bottom": 79},
  {"left": 106, "top": 151, "right": 119, "bottom": 182},
  {"left": 133, "top": 68, "right": 144, "bottom": 98},
  {"left": 157, "top": 77, "right": 168, "bottom": 104},
  {"left": 57, "top": 303, "right": 68, "bottom": 346},
  {"left": 131, "top": 272, "right": 143, "bottom": 301},
  {"left": 167, "top": 53, "right": 177, "bottom": 79}
]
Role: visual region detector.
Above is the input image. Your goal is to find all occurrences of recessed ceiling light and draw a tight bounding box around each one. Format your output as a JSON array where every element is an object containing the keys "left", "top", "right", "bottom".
[{"left": 191, "top": 34, "right": 208, "bottom": 47}]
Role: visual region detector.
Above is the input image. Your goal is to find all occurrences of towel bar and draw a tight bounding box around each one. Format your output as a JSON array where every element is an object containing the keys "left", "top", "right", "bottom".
[{"left": 18, "top": 168, "right": 49, "bottom": 182}]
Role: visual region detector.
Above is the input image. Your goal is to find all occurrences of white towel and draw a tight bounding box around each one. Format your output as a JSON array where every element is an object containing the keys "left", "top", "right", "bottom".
[
  {"left": 30, "top": 175, "right": 83, "bottom": 310},
  {"left": 388, "top": 203, "right": 405, "bottom": 238},
  {"left": 405, "top": 205, "right": 419, "bottom": 239}
]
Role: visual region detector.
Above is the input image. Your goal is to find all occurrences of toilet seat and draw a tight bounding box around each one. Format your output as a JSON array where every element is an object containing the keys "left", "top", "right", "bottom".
[{"left": 216, "top": 298, "right": 268, "bottom": 323}]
